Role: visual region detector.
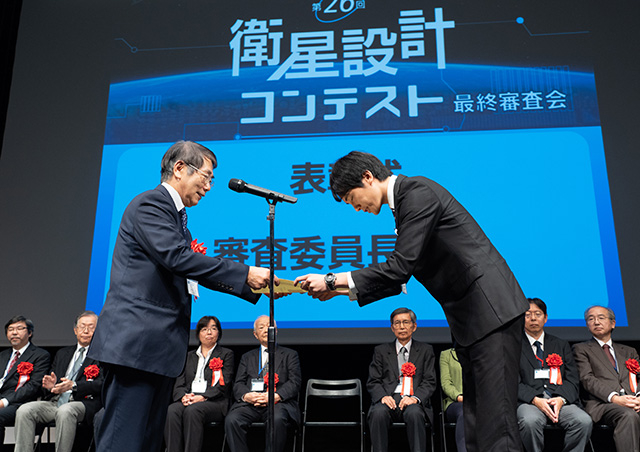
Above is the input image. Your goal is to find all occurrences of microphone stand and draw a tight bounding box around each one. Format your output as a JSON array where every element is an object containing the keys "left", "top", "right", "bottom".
[{"left": 266, "top": 199, "right": 278, "bottom": 452}]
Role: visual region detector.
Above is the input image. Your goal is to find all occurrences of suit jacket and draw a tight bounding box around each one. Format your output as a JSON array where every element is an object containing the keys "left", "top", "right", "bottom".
[
  {"left": 230, "top": 346, "right": 301, "bottom": 425},
  {"left": 439, "top": 348, "right": 463, "bottom": 412},
  {"left": 88, "top": 185, "right": 260, "bottom": 377},
  {"left": 171, "top": 345, "right": 234, "bottom": 414},
  {"left": 0, "top": 343, "right": 50, "bottom": 406},
  {"left": 43, "top": 345, "right": 103, "bottom": 423},
  {"left": 351, "top": 175, "right": 528, "bottom": 346},
  {"left": 367, "top": 340, "right": 436, "bottom": 424},
  {"left": 573, "top": 338, "right": 640, "bottom": 422},
  {"left": 518, "top": 333, "right": 580, "bottom": 405}
]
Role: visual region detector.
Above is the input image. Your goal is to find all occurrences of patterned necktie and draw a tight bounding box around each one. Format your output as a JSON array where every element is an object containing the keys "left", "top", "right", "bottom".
[
  {"left": 398, "top": 346, "right": 408, "bottom": 373},
  {"left": 533, "top": 341, "right": 544, "bottom": 369},
  {"left": 58, "top": 347, "right": 86, "bottom": 406},
  {"left": 6, "top": 351, "right": 20, "bottom": 373},
  {"left": 179, "top": 208, "right": 188, "bottom": 241},
  {"left": 603, "top": 344, "right": 618, "bottom": 372}
]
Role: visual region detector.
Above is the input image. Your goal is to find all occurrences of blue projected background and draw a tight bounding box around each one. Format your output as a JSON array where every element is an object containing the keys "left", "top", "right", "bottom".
[{"left": 86, "top": 1, "right": 626, "bottom": 330}]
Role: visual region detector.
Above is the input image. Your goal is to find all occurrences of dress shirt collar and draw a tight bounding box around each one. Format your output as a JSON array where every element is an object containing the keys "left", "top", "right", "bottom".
[
  {"left": 196, "top": 344, "right": 216, "bottom": 360},
  {"left": 161, "top": 182, "right": 185, "bottom": 212},
  {"left": 593, "top": 337, "right": 614, "bottom": 349},
  {"left": 387, "top": 175, "right": 398, "bottom": 212},
  {"left": 395, "top": 338, "right": 412, "bottom": 354},
  {"left": 525, "top": 331, "right": 545, "bottom": 349},
  {"left": 13, "top": 342, "right": 30, "bottom": 356}
]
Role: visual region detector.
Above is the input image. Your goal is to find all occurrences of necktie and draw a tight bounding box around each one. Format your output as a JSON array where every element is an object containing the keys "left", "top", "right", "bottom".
[
  {"left": 533, "top": 341, "right": 553, "bottom": 397},
  {"left": 398, "top": 346, "right": 408, "bottom": 373},
  {"left": 6, "top": 351, "right": 20, "bottom": 373},
  {"left": 603, "top": 344, "right": 618, "bottom": 372},
  {"left": 261, "top": 350, "right": 269, "bottom": 376},
  {"left": 533, "top": 341, "right": 544, "bottom": 369},
  {"left": 179, "top": 208, "right": 188, "bottom": 241},
  {"left": 58, "top": 347, "right": 85, "bottom": 406}
]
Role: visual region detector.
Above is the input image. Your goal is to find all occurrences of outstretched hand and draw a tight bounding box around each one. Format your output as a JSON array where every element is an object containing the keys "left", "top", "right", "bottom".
[
  {"left": 293, "top": 274, "right": 328, "bottom": 294},
  {"left": 247, "top": 266, "right": 279, "bottom": 290}
]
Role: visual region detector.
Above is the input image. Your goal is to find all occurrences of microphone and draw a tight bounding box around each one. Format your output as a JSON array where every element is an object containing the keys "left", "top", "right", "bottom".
[{"left": 228, "top": 178, "right": 298, "bottom": 204}]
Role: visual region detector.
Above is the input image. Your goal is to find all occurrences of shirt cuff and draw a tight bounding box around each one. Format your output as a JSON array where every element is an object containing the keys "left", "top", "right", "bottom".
[
  {"left": 347, "top": 272, "right": 358, "bottom": 301},
  {"left": 607, "top": 391, "right": 618, "bottom": 402},
  {"left": 1, "top": 398, "right": 8, "bottom": 407}
]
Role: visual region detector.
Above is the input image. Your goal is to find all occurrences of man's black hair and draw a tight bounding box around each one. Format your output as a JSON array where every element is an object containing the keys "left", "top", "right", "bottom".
[
  {"left": 329, "top": 151, "right": 392, "bottom": 201},
  {"left": 527, "top": 297, "right": 547, "bottom": 316}
]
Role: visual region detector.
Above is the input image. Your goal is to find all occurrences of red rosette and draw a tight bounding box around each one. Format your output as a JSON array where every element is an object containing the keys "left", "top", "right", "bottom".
[
  {"left": 84, "top": 364, "right": 100, "bottom": 380},
  {"left": 264, "top": 372, "right": 279, "bottom": 388},
  {"left": 401, "top": 362, "right": 416, "bottom": 377},
  {"left": 17, "top": 362, "right": 33, "bottom": 376},
  {"left": 190, "top": 239, "right": 207, "bottom": 255},
  {"left": 626, "top": 359, "right": 640, "bottom": 374},
  {"left": 209, "top": 358, "right": 225, "bottom": 386},
  {"left": 209, "top": 357, "right": 224, "bottom": 372},
  {"left": 546, "top": 353, "right": 563, "bottom": 368}
]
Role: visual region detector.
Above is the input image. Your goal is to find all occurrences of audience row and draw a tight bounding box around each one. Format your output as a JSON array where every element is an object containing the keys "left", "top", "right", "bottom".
[{"left": 1, "top": 300, "right": 639, "bottom": 452}]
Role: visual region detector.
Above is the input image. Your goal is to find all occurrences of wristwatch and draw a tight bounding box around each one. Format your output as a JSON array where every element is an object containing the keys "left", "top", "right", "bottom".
[{"left": 324, "top": 273, "right": 337, "bottom": 291}]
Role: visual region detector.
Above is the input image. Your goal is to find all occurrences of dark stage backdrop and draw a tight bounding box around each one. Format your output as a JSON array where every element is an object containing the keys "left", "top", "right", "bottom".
[{"left": 0, "top": 0, "right": 639, "bottom": 347}]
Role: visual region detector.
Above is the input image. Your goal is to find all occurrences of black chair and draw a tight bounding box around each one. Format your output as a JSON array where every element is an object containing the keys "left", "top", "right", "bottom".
[
  {"left": 301, "top": 378, "right": 365, "bottom": 452},
  {"left": 438, "top": 403, "right": 457, "bottom": 452}
]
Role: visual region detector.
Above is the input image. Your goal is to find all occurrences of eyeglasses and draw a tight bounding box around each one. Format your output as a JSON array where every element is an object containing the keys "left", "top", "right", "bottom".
[
  {"left": 392, "top": 320, "right": 414, "bottom": 327},
  {"left": 586, "top": 315, "right": 610, "bottom": 324},
  {"left": 201, "top": 327, "right": 218, "bottom": 333},
  {"left": 76, "top": 324, "right": 96, "bottom": 332},
  {"left": 525, "top": 311, "right": 545, "bottom": 319},
  {"left": 7, "top": 326, "right": 27, "bottom": 333},
  {"left": 187, "top": 163, "right": 214, "bottom": 187}
]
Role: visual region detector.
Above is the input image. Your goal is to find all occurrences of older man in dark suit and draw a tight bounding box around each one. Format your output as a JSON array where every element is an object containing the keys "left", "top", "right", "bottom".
[
  {"left": 573, "top": 305, "right": 640, "bottom": 452},
  {"left": 224, "top": 316, "right": 301, "bottom": 452},
  {"left": 0, "top": 315, "right": 51, "bottom": 451},
  {"left": 367, "top": 307, "right": 436, "bottom": 452},
  {"left": 517, "top": 298, "right": 591, "bottom": 452},
  {"left": 14, "top": 311, "right": 103, "bottom": 452},
  {"left": 88, "top": 141, "right": 275, "bottom": 452},
  {"left": 295, "top": 151, "right": 528, "bottom": 452}
]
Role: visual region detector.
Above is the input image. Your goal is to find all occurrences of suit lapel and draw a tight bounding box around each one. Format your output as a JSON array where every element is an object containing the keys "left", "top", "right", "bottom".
[
  {"left": 387, "top": 342, "right": 400, "bottom": 378},
  {"left": 589, "top": 339, "right": 618, "bottom": 378},
  {"left": 522, "top": 337, "right": 539, "bottom": 370},
  {"left": 55, "top": 347, "right": 75, "bottom": 378},
  {"left": 7, "top": 343, "right": 35, "bottom": 380}
]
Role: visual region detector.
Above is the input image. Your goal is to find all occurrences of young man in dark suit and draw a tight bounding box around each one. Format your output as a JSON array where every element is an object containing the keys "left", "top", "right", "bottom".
[
  {"left": 0, "top": 315, "right": 51, "bottom": 451},
  {"left": 88, "top": 141, "right": 277, "bottom": 452},
  {"left": 224, "top": 315, "right": 301, "bottom": 452},
  {"left": 14, "top": 311, "right": 103, "bottom": 452},
  {"left": 295, "top": 151, "right": 529, "bottom": 452},
  {"left": 367, "top": 307, "right": 436, "bottom": 452},
  {"left": 517, "top": 298, "right": 591, "bottom": 452},
  {"left": 573, "top": 305, "right": 640, "bottom": 452}
]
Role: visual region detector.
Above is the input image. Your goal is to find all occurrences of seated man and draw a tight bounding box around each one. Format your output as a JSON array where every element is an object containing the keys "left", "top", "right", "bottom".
[
  {"left": 14, "top": 311, "right": 102, "bottom": 452},
  {"left": 367, "top": 307, "right": 436, "bottom": 452},
  {"left": 0, "top": 316, "right": 51, "bottom": 451},
  {"left": 517, "top": 298, "right": 592, "bottom": 452},
  {"left": 573, "top": 305, "right": 640, "bottom": 452},
  {"left": 224, "top": 315, "right": 301, "bottom": 452}
]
